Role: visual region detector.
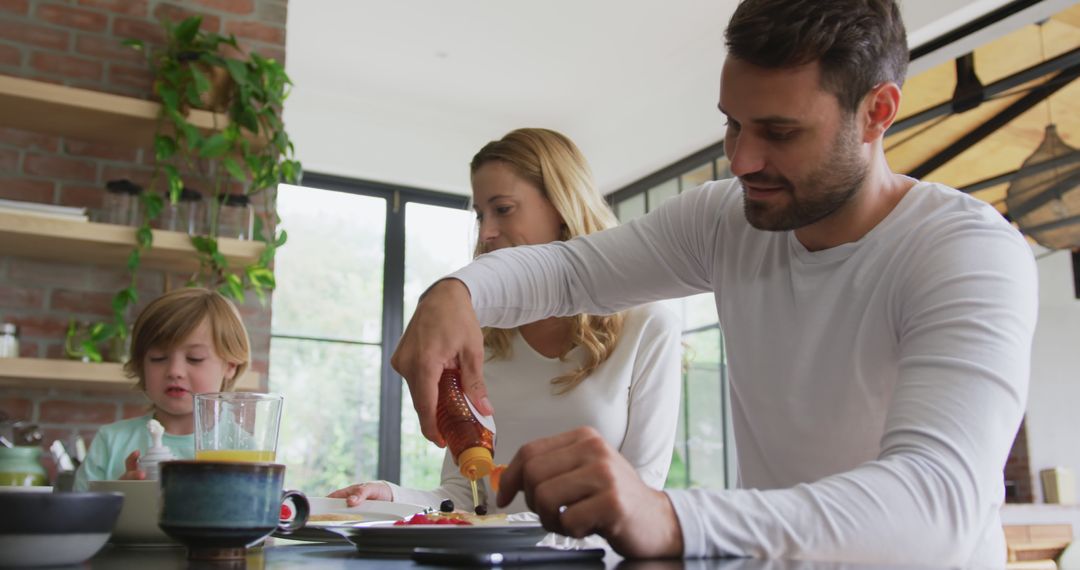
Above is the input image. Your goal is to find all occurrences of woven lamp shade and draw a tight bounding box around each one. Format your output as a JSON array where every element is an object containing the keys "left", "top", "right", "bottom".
[{"left": 1005, "top": 124, "right": 1080, "bottom": 250}]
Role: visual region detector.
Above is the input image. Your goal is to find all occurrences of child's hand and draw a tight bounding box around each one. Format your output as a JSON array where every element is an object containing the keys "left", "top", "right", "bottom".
[
  {"left": 119, "top": 450, "right": 146, "bottom": 480},
  {"left": 328, "top": 482, "right": 392, "bottom": 506}
]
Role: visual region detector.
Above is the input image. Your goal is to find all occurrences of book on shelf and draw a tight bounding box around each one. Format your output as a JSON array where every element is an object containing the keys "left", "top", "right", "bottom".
[{"left": 0, "top": 198, "right": 89, "bottom": 222}]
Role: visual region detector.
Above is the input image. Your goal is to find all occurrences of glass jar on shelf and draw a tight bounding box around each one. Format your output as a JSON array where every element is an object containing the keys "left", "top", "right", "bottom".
[
  {"left": 159, "top": 187, "right": 204, "bottom": 235},
  {"left": 100, "top": 179, "right": 143, "bottom": 226},
  {"left": 0, "top": 323, "right": 18, "bottom": 358},
  {"left": 213, "top": 193, "right": 252, "bottom": 240}
]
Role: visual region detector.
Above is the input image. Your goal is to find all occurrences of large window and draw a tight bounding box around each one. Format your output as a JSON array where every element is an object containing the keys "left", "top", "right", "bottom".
[
  {"left": 270, "top": 175, "right": 470, "bottom": 493},
  {"left": 399, "top": 202, "right": 476, "bottom": 489},
  {"left": 610, "top": 147, "right": 736, "bottom": 490}
]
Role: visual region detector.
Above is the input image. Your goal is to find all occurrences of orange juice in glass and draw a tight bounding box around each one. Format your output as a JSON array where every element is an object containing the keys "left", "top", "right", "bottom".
[
  {"left": 194, "top": 449, "right": 276, "bottom": 462},
  {"left": 194, "top": 393, "right": 283, "bottom": 463}
]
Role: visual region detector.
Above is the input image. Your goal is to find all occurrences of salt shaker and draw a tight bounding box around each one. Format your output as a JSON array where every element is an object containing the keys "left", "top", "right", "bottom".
[{"left": 0, "top": 323, "right": 18, "bottom": 358}]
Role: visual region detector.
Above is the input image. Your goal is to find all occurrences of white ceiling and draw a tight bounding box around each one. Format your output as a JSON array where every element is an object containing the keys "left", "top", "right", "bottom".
[{"left": 283, "top": 0, "right": 1036, "bottom": 197}]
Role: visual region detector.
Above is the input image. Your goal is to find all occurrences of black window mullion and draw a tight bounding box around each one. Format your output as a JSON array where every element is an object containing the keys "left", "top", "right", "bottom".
[
  {"left": 294, "top": 172, "right": 469, "bottom": 484},
  {"left": 378, "top": 190, "right": 406, "bottom": 483}
]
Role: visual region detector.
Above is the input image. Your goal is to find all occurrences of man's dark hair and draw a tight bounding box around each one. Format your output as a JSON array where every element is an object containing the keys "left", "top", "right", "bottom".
[{"left": 725, "top": 0, "right": 908, "bottom": 113}]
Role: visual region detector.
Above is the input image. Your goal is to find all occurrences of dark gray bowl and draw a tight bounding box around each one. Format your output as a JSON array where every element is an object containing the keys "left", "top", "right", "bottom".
[{"left": 0, "top": 490, "right": 123, "bottom": 567}]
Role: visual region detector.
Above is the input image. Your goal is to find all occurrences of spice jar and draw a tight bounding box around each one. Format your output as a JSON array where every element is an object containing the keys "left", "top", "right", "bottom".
[
  {"left": 0, "top": 446, "right": 47, "bottom": 487},
  {"left": 160, "top": 187, "right": 204, "bottom": 235},
  {"left": 0, "top": 323, "right": 17, "bottom": 358},
  {"left": 102, "top": 179, "right": 144, "bottom": 226},
  {"left": 214, "top": 193, "right": 252, "bottom": 240}
]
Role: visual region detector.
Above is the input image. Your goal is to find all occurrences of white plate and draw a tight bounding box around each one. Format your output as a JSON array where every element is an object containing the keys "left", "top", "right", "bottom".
[
  {"left": 277, "top": 498, "right": 428, "bottom": 543},
  {"left": 0, "top": 486, "right": 53, "bottom": 493},
  {"left": 329, "top": 520, "right": 548, "bottom": 556}
]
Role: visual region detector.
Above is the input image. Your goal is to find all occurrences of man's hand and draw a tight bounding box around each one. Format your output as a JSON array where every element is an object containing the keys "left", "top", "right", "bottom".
[
  {"left": 391, "top": 278, "right": 490, "bottom": 446},
  {"left": 328, "top": 482, "right": 393, "bottom": 506},
  {"left": 118, "top": 450, "right": 146, "bottom": 480},
  {"left": 496, "top": 427, "right": 684, "bottom": 558}
]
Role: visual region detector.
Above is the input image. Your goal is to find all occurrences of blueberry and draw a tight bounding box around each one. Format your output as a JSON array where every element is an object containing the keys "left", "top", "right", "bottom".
[
  {"left": 474, "top": 505, "right": 487, "bottom": 516},
  {"left": 439, "top": 499, "right": 454, "bottom": 513}
]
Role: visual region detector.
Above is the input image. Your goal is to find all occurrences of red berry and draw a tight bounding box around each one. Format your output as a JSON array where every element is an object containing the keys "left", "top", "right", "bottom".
[{"left": 280, "top": 504, "right": 292, "bottom": 520}]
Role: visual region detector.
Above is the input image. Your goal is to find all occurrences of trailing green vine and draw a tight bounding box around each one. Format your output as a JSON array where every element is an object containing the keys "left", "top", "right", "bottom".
[{"left": 66, "top": 16, "right": 300, "bottom": 362}]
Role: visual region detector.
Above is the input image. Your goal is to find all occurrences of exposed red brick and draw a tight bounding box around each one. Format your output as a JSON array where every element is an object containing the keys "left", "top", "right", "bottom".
[
  {"left": 112, "top": 17, "right": 164, "bottom": 44},
  {"left": 18, "top": 340, "right": 40, "bottom": 357},
  {"left": 23, "top": 153, "right": 97, "bottom": 182},
  {"left": 45, "top": 344, "right": 65, "bottom": 359},
  {"left": 0, "top": 177, "right": 54, "bottom": 203},
  {"left": 0, "top": 284, "right": 46, "bottom": 310},
  {"left": 58, "top": 184, "right": 106, "bottom": 210},
  {"left": 249, "top": 358, "right": 268, "bottom": 374},
  {"left": 77, "top": 0, "right": 147, "bottom": 17},
  {"left": 36, "top": 3, "right": 108, "bottom": 32},
  {"left": 255, "top": 1, "right": 286, "bottom": 26},
  {"left": 153, "top": 4, "right": 220, "bottom": 32},
  {"left": 75, "top": 33, "right": 147, "bottom": 65},
  {"left": 0, "top": 147, "right": 17, "bottom": 172},
  {"left": 0, "top": 397, "right": 32, "bottom": 420},
  {"left": 225, "top": 21, "right": 284, "bottom": 45},
  {"left": 122, "top": 403, "right": 149, "bottom": 418},
  {"left": 8, "top": 314, "right": 70, "bottom": 339},
  {"left": 0, "top": 128, "right": 60, "bottom": 153},
  {"left": 193, "top": 0, "right": 253, "bottom": 14},
  {"left": 40, "top": 400, "right": 117, "bottom": 424},
  {"left": 50, "top": 289, "right": 115, "bottom": 317},
  {"left": 29, "top": 51, "right": 103, "bottom": 82},
  {"left": 108, "top": 62, "right": 154, "bottom": 93},
  {"left": 0, "top": 42, "right": 20, "bottom": 66},
  {"left": 0, "top": 0, "right": 29, "bottom": 15},
  {"left": 8, "top": 258, "right": 124, "bottom": 290},
  {"left": 0, "top": 21, "right": 69, "bottom": 51},
  {"left": 63, "top": 139, "right": 138, "bottom": 162}
]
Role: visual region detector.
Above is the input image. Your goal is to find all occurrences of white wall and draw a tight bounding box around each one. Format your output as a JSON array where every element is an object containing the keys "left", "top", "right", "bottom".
[{"left": 1026, "top": 248, "right": 1080, "bottom": 503}]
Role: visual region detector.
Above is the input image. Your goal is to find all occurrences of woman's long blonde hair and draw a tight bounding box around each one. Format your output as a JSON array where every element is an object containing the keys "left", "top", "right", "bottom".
[{"left": 471, "top": 128, "right": 623, "bottom": 393}]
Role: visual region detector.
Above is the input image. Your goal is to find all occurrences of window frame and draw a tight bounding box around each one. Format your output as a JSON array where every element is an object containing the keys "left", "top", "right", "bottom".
[
  {"left": 604, "top": 142, "right": 737, "bottom": 489},
  {"left": 279, "top": 171, "right": 469, "bottom": 483}
]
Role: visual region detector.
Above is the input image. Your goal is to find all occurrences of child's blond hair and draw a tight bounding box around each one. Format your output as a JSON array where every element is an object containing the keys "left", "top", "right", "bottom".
[{"left": 124, "top": 287, "right": 251, "bottom": 392}]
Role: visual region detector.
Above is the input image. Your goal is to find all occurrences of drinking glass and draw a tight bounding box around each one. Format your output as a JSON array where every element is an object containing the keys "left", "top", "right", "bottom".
[{"left": 194, "top": 393, "right": 283, "bottom": 462}]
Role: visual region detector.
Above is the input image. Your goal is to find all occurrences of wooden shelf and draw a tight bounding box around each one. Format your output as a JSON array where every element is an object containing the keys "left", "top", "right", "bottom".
[
  {"left": 0, "top": 357, "right": 262, "bottom": 392},
  {"left": 0, "top": 211, "right": 264, "bottom": 272},
  {"left": 0, "top": 74, "right": 244, "bottom": 148}
]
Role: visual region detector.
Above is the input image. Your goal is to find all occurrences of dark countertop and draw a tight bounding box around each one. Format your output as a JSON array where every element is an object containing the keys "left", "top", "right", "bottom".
[{"left": 83, "top": 541, "right": 938, "bottom": 570}]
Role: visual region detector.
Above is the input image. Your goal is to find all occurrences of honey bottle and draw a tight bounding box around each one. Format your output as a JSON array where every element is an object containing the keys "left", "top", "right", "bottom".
[{"left": 435, "top": 369, "right": 495, "bottom": 481}]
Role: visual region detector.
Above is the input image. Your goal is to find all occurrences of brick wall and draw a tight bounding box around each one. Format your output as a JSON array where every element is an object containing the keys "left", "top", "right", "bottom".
[{"left": 0, "top": 0, "right": 287, "bottom": 481}]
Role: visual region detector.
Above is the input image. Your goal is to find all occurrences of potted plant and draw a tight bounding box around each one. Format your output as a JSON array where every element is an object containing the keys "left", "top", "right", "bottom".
[{"left": 64, "top": 16, "right": 300, "bottom": 362}]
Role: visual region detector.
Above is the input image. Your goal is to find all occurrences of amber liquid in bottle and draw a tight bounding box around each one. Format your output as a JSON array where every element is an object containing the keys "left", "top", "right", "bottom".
[
  {"left": 436, "top": 369, "right": 494, "bottom": 476},
  {"left": 436, "top": 369, "right": 495, "bottom": 512}
]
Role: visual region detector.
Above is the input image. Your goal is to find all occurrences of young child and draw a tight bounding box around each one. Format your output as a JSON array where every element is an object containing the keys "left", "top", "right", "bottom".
[{"left": 73, "top": 287, "right": 251, "bottom": 490}]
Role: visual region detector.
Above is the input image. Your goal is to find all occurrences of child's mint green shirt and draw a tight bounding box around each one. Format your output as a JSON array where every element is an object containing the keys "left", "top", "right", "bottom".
[{"left": 73, "top": 414, "right": 193, "bottom": 491}]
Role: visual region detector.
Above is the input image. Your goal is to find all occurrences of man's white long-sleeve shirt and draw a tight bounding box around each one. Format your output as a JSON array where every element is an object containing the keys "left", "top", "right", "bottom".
[{"left": 449, "top": 179, "right": 1038, "bottom": 566}]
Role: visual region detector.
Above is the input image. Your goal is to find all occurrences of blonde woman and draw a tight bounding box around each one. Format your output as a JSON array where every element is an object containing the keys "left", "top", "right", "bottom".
[
  {"left": 331, "top": 128, "right": 682, "bottom": 514},
  {"left": 74, "top": 288, "right": 251, "bottom": 490}
]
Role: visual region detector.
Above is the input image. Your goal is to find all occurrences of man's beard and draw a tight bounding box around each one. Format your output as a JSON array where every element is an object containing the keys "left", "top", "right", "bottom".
[{"left": 741, "top": 122, "right": 868, "bottom": 232}]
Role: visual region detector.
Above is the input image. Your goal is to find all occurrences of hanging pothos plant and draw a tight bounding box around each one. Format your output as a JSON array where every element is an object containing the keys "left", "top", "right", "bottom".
[{"left": 66, "top": 16, "right": 300, "bottom": 362}]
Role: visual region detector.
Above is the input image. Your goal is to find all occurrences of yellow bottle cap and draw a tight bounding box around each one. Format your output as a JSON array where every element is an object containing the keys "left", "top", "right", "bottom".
[{"left": 458, "top": 446, "right": 494, "bottom": 481}]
